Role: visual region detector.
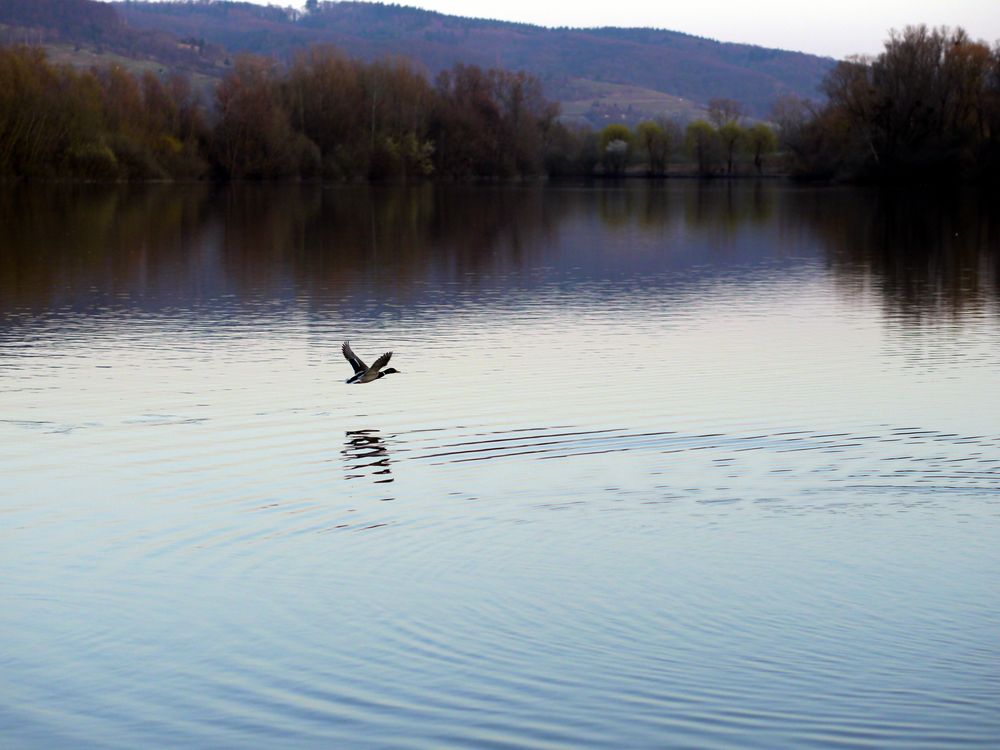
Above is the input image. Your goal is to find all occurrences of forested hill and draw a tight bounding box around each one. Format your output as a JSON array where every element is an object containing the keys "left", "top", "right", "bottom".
[
  {"left": 0, "top": 0, "right": 834, "bottom": 119},
  {"left": 112, "top": 1, "right": 833, "bottom": 118}
]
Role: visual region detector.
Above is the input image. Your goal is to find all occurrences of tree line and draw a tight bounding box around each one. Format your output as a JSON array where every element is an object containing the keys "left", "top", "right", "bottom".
[
  {"left": 1, "top": 24, "right": 998, "bottom": 182},
  {"left": 778, "top": 25, "right": 1000, "bottom": 181},
  {"left": 0, "top": 46, "right": 206, "bottom": 180},
  {"left": 0, "top": 44, "right": 562, "bottom": 181},
  {"left": 586, "top": 99, "right": 779, "bottom": 178},
  {"left": 0, "top": 43, "right": 780, "bottom": 182}
]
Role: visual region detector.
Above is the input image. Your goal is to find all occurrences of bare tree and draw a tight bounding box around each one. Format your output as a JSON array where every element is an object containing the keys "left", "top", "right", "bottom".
[{"left": 707, "top": 98, "right": 746, "bottom": 128}]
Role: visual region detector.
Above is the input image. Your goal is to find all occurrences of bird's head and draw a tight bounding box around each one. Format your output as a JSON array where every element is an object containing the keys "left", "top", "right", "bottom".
[{"left": 382, "top": 367, "right": 400, "bottom": 375}]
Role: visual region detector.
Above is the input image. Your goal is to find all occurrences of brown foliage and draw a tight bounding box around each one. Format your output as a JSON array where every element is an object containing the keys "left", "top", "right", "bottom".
[
  {"left": 0, "top": 45, "right": 207, "bottom": 180},
  {"left": 0, "top": 43, "right": 565, "bottom": 181},
  {"left": 797, "top": 25, "right": 1000, "bottom": 181},
  {"left": 432, "top": 64, "right": 557, "bottom": 178}
]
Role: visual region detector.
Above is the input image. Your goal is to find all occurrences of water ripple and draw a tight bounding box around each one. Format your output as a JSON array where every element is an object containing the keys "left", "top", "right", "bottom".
[{"left": 2, "top": 183, "right": 999, "bottom": 749}]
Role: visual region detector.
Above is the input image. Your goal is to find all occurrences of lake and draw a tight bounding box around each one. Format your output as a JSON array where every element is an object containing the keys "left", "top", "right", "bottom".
[{"left": 1, "top": 182, "right": 998, "bottom": 748}]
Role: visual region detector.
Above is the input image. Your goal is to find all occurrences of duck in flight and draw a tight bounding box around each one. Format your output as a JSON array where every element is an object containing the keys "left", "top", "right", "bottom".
[{"left": 342, "top": 341, "right": 400, "bottom": 384}]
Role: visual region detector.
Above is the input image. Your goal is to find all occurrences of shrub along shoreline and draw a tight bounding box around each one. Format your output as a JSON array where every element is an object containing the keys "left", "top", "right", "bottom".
[{"left": 1, "top": 25, "right": 997, "bottom": 184}]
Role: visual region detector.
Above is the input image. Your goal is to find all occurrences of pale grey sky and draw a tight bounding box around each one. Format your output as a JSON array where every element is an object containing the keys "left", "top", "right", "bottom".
[{"left": 226, "top": 0, "right": 1000, "bottom": 58}]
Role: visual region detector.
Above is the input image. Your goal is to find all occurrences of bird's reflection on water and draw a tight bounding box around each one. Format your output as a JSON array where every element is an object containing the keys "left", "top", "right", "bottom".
[{"left": 343, "top": 429, "right": 394, "bottom": 486}]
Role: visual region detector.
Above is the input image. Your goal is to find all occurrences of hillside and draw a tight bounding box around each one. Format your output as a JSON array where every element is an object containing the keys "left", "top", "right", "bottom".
[
  {"left": 1, "top": 0, "right": 835, "bottom": 122},
  {"left": 0, "top": 0, "right": 229, "bottom": 78},
  {"left": 113, "top": 1, "right": 833, "bottom": 120}
]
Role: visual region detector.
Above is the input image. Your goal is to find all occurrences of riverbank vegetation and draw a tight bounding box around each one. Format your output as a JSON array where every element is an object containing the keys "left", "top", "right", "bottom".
[
  {"left": 0, "top": 45, "right": 559, "bottom": 181},
  {"left": 0, "top": 43, "right": 782, "bottom": 181},
  {"left": 779, "top": 26, "right": 1000, "bottom": 181},
  {"left": 1, "top": 24, "right": 997, "bottom": 183}
]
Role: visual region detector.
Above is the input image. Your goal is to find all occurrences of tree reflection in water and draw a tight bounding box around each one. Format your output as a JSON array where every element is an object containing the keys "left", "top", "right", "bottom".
[{"left": 0, "top": 182, "right": 995, "bottom": 326}]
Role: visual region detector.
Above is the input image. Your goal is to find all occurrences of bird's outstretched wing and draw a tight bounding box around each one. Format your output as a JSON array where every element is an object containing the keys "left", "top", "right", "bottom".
[
  {"left": 368, "top": 351, "right": 393, "bottom": 373},
  {"left": 342, "top": 341, "right": 367, "bottom": 374}
]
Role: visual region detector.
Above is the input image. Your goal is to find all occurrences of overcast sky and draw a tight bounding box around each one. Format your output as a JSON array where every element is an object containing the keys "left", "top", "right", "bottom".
[{"left": 225, "top": 0, "right": 1000, "bottom": 58}]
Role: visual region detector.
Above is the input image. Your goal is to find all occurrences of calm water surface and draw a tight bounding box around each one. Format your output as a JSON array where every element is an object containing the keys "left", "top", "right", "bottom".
[{"left": 1, "top": 183, "right": 999, "bottom": 748}]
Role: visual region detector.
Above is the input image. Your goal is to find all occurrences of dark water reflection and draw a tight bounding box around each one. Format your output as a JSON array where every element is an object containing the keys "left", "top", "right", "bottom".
[
  {"left": 2, "top": 182, "right": 999, "bottom": 750},
  {"left": 1, "top": 182, "right": 997, "bottom": 321},
  {"left": 343, "top": 429, "right": 395, "bottom": 484}
]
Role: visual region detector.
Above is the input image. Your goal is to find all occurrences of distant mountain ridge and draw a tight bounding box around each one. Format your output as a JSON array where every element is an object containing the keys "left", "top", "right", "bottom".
[
  {"left": 2, "top": 0, "right": 835, "bottom": 121},
  {"left": 115, "top": 1, "right": 833, "bottom": 119}
]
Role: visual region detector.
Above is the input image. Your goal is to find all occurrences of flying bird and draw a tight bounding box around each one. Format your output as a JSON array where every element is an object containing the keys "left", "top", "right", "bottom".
[{"left": 342, "top": 341, "right": 400, "bottom": 384}]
